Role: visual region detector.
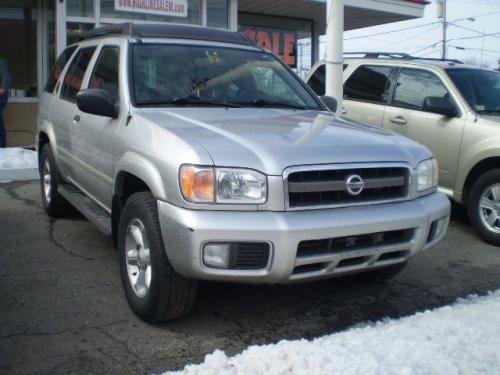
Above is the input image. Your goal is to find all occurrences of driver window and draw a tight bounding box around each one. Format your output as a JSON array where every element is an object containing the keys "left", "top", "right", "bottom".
[
  {"left": 88, "top": 46, "right": 120, "bottom": 101},
  {"left": 393, "top": 68, "right": 452, "bottom": 112}
]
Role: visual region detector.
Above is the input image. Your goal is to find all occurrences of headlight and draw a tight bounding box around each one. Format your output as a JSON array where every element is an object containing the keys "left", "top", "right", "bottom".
[
  {"left": 416, "top": 158, "right": 438, "bottom": 193},
  {"left": 180, "top": 165, "right": 267, "bottom": 204}
]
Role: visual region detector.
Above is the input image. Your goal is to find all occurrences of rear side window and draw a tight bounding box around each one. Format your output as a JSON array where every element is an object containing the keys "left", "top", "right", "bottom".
[
  {"left": 44, "top": 46, "right": 77, "bottom": 93},
  {"left": 393, "top": 68, "right": 449, "bottom": 111},
  {"left": 88, "top": 46, "right": 120, "bottom": 101},
  {"left": 60, "top": 47, "right": 96, "bottom": 102},
  {"left": 344, "top": 65, "right": 392, "bottom": 104},
  {"left": 307, "top": 64, "right": 349, "bottom": 96}
]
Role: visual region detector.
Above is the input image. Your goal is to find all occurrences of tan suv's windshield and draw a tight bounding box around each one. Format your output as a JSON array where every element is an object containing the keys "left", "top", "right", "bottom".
[
  {"left": 446, "top": 68, "right": 500, "bottom": 116},
  {"left": 131, "top": 44, "right": 320, "bottom": 110}
]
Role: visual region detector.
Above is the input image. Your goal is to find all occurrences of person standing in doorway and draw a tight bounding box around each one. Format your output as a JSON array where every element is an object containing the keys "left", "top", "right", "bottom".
[{"left": 0, "top": 58, "right": 11, "bottom": 148}]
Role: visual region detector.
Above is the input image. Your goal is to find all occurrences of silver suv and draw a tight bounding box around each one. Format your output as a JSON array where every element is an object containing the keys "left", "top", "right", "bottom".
[
  {"left": 38, "top": 27, "right": 450, "bottom": 322},
  {"left": 307, "top": 53, "right": 500, "bottom": 246}
]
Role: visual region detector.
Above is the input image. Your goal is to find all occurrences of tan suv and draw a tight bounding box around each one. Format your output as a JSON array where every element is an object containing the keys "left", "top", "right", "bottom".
[{"left": 306, "top": 53, "right": 500, "bottom": 246}]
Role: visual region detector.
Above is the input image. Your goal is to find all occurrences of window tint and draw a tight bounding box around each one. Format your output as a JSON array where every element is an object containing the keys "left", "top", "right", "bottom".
[
  {"left": 308, "top": 64, "right": 348, "bottom": 96},
  {"left": 344, "top": 65, "right": 392, "bottom": 104},
  {"left": 88, "top": 47, "right": 120, "bottom": 101},
  {"left": 393, "top": 68, "right": 450, "bottom": 111},
  {"left": 45, "top": 46, "right": 77, "bottom": 93},
  {"left": 60, "top": 47, "right": 96, "bottom": 101},
  {"left": 308, "top": 65, "right": 325, "bottom": 96}
]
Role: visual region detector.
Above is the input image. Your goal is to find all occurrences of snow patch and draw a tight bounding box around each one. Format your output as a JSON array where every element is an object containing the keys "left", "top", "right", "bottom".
[
  {"left": 167, "top": 290, "right": 500, "bottom": 375},
  {"left": 0, "top": 147, "right": 39, "bottom": 182}
]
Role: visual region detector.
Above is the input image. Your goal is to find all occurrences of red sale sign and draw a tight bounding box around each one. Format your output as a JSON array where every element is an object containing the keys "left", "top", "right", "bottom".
[{"left": 241, "top": 26, "right": 297, "bottom": 68}]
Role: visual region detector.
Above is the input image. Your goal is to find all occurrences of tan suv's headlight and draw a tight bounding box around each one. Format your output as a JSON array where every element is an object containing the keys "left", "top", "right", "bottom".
[
  {"left": 180, "top": 165, "right": 267, "bottom": 204},
  {"left": 416, "top": 158, "right": 438, "bottom": 194}
]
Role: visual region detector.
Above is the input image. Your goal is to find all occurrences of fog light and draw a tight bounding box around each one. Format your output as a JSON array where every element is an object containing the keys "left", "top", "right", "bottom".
[
  {"left": 427, "top": 216, "right": 448, "bottom": 243},
  {"left": 203, "top": 243, "right": 231, "bottom": 269}
]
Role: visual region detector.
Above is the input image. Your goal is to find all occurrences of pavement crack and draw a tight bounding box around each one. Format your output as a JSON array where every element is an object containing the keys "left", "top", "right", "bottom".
[
  {"left": 5, "top": 184, "right": 40, "bottom": 209},
  {"left": 49, "top": 218, "right": 94, "bottom": 261},
  {"left": 96, "top": 326, "right": 144, "bottom": 367},
  {"left": 0, "top": 319, "right": 128, "bottom": 340}
]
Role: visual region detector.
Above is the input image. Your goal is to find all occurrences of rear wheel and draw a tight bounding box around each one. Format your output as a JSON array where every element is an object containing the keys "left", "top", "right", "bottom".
[
  {"left": 467, "top": 169, "right": 500, "bottom": 246},
  {"left": 118, "top": 192, "right": 197, "bottom": 323},
  {"left": 39, "top": 144, "right": 73, "bottom": 217}
]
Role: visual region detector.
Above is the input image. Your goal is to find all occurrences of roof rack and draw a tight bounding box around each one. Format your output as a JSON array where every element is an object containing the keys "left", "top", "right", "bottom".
[
  {"left": 78, "top": 22, "right": 252, "bottom": 47},
  {"left": 344, "top": 52, "right": 462, "bottom": 64}
]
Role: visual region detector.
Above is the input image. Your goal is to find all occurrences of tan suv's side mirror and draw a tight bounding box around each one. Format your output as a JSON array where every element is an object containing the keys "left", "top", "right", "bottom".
[{"left": 423, "top": 96, "right": 459, "bottom": 118}]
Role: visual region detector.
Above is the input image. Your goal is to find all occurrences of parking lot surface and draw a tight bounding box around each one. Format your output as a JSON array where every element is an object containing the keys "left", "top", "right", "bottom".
[{"left": 1, "top": 181, "right": 499, "bottom": 375}]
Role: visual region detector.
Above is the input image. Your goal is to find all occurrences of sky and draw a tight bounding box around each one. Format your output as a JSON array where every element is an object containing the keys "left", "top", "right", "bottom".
[{"left": 305, "top": 0, "right": 500, "bottom": 75}]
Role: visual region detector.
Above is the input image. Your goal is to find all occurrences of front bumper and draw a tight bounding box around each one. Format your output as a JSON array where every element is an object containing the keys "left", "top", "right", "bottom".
[{"left": 157, "top": 192, "right": 450, "bottom": 284}]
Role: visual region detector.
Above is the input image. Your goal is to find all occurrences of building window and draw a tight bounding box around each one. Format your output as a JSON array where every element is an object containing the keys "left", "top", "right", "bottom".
[
  {"left": 67, "top": 0, "right": 94, "bottom": 18},
  {"left": 0, "top": 2, "right": 37, "bottom": 98},
  {"left": 207, "top": 0, "right": 228, "bottom": 28},
  {"left": 67, "top": 22, "right": 95, "bottom": 46}
]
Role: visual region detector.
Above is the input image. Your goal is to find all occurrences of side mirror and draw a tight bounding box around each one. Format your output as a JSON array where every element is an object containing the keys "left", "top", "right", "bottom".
[
  {"left": 320, "top": 95, "right": 338, "bottom": 113},
  {"left": 423, "top": 96, "right": 458, "bottom": 118},
  {"left": 76, "top": 89, "right": 118, "bottom": 118}
]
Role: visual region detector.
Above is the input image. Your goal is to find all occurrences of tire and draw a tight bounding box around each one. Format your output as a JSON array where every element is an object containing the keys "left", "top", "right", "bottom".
[
  {"left": 467, "top": 169, "right": 500, "bottom": 247},
  {"left": 39, "top": 144, "right": 73, "bottom": 217},
  {"left": 355, "top": 262, "right": 407, "bottom": 283},
  {"left": 118, "top": 192, "right": 197, "bottom": 323}
]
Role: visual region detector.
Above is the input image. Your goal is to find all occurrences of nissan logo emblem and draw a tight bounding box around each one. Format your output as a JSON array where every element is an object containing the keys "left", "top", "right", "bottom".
[{"left": 345, "top": 174, "right": 365, "bottom": 196}]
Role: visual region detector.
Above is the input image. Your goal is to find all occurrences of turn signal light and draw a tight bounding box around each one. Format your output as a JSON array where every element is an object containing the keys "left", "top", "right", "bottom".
[{"left": 179, "top": 165, "right": 215, "bottom": 203}]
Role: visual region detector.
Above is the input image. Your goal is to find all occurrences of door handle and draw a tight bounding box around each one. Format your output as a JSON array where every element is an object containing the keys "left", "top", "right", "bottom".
[
  {"left": 342, "top": 107, "right": 347, "bottom": 115},
  {"left": 73, "top": 115, "right": 80, "bottom": 125},
  {"left": 389, "top": 116, "right": 407, "bottom": 125}
]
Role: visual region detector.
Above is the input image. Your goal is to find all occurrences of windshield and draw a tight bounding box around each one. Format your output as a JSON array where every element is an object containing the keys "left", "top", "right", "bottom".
[
  {"left": 131, "top": 44, "right": 320, "bottom": 110},
  {"left": 446, "top": 68, "right": 500, "bottom": 116}
]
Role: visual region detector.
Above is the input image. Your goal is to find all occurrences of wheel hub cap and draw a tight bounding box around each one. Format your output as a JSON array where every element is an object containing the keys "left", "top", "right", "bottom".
[
  {"left": 125, "top": 219, "right": 151, "bottom": 298},
  {"left": 479, "top": 183, "right": 500, "bottom": 234},
  {"left": 43, "top": 160, "right": 51, "bottom": 203}
]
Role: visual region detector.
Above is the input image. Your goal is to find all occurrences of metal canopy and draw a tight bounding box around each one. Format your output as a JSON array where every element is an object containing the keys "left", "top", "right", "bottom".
[{"left": 238, "top": 0, "right": 426, "bottom": 33}]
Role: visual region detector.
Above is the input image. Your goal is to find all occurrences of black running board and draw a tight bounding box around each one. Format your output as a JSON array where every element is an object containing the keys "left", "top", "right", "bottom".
[{"left": 58, "top": 184, "right": 112, "bottom": 236}]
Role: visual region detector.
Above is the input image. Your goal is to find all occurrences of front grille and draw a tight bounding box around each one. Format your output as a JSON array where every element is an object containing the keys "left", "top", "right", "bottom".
[
  {"left": 297, "top": 229, "right": 414, "bottom": 258},
  {"left": 287, "top": 166, "right": 409, "bottom": 208}
]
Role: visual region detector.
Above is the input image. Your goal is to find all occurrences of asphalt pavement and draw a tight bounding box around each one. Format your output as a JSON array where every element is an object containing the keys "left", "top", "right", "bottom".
[{"left": 1, "top": 181, "right": 499, "bottom": 375}]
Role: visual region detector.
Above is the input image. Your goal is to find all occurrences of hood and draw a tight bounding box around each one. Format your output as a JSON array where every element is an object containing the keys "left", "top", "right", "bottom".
[{"left": 137, "top": 108, "right": 431, "bottom": 175}]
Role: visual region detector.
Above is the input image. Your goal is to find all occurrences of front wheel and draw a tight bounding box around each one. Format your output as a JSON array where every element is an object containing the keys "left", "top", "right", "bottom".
[
  {"left": 39, "top": 144, "right": 73, "bottom": 217},
  {"left": 468, "top": 169, "right": 500, "bottom": 247},
  {"left": 118, "top": 192, "right": 197, "bottom": 323}
]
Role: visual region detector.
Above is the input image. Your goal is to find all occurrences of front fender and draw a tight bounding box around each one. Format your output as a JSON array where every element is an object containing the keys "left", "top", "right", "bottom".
[
  {"left": 114, "top": 151, "right": 167, "bottom": 201},
  {"left": 456, "top": 137, "right": 500, "bottom": 196}
]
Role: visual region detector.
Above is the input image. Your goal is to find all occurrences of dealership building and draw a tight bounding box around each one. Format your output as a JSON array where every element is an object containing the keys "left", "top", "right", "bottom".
[{"left": 0, "top": 0, "right": 427, "bottom": 147}]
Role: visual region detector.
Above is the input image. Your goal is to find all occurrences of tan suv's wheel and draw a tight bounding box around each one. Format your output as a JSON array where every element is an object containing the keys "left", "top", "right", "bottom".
[
  {"left": 118, "top": 192, "right": 197, "bottom": 323},
  {"left": 468, "top": 169, "right": 500, "bottom": 246},
  {"left": 39, "top": 144, "right": 73, "bottom": 217}
]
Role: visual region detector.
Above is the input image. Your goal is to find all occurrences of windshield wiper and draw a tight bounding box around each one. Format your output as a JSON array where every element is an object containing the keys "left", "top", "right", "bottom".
[
  {"left": 235, "top": 99, "right": 307, "bottom": 110},
  {"left": 477, "top": 109, "right": 500, "bottom": 115},
  {"left": 136, "top": 98, "right": 243, "bottom": 108}
]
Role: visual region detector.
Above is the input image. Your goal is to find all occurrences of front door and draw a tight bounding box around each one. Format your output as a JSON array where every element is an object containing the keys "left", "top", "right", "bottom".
[
  {"left": 70, "top": 45, "right": 121, "bottom": 209},
  {"left": 382, "top": 67, "right": 465, "bottom": 189}
]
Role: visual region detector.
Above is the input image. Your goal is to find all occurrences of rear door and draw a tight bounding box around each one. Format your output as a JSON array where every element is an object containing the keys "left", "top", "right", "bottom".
[
  {"left": 382, "top": 67, "right": 465, "bottom": 188},
  {"left": 342, "top": 64, "right": 395, "bottom": 127}
]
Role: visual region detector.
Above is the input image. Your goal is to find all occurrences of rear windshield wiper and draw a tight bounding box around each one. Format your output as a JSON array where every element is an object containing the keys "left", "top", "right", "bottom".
[
  {"left": 235, "top": 99, "right": 307, "bottom": 110},
  {"left": 136, "top": 98, "right": 243, "bottom": 108}
]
